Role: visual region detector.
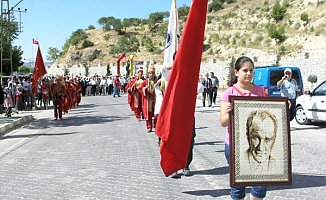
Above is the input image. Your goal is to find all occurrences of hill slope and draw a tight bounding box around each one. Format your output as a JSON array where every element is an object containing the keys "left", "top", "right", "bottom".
[{"left": 52, "top": 0, "right": 326, "bottom": 68}]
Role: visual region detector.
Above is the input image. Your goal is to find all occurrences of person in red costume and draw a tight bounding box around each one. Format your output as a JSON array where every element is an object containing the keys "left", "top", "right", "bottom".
[
  {"left": 51, "top": 75, "right": 67, "bottom": 120},
  {"left": 131, "top": 68, "right": 144, "bottom": 121},
  {"left": 140, "top": 66, "right": 157, "bottom": 132},
  {"left": 126, "top": 76, "right": 135, "bottom": 111}
]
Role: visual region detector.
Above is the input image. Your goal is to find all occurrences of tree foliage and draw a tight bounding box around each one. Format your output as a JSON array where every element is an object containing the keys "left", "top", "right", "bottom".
[
  {"left": 267, "top": 23, "right": 285, "bottom": 43},
  {"left": 69, "top": 29, "right": 88, "bottom": 46},
  {"left": 208, "top": 0, "right": 237, "bottom": 13},
  {"left": 88, "top": 25, "right": 96, "bottom": 30},
  {"left": 141, "top": 36, "right": 156, "bottom": 52},
  {"left": 82, "top": 40, "right": 94, "bottom": 48},
  {"left": 148, "top": 12, "right": 169, "bottom": 28},
  {"left": 300, "top": 12, "right": 309, "bottom": 25},
  {"left": 0, "top": 17, "right": 24, "bottom": 75},
  {"left": 18, "top": 66, "right": 32, "bottom": 74},
  {"left": 271, "top": 0, "right": 287, "bottom": 22},
  {"left": 47, "top": 47, "right": 61, "bottom": 62},
  {"left": 109, "top": 36, "right": 140, "bottom": 54}
]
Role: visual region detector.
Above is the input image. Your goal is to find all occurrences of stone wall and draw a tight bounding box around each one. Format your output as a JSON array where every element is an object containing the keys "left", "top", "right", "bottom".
[{"left": 47, "top": 56, "right": 326, "bottom": 90}]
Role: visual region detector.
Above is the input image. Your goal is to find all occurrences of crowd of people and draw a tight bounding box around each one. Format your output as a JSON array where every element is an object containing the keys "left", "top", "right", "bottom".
[{"left": 0, "top": 75, "right": 82, "bottom": 120}]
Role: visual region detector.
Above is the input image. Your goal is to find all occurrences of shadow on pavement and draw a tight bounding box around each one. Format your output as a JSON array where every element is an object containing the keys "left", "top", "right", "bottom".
[
  {"left": 195, "top": 140, "right": 224, "bottom": 146},
  {"left": 193, "top": 166, "right": 229, "bottom": 176},
  {"left": 269, "top": 173, "right": 326, "bottom": 191},
  {"left": 1, "top": 131, "right": 79, "bottom": 140},
  {"left": 182, "top": 173, "right": 326, "bottom": 198},
  {"left": 183, "top": 188, "right": 230, "bottom": 198}
]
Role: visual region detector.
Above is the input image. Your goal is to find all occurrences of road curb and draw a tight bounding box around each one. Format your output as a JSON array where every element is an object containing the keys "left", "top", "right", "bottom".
[{"left": 0, "top": 115, "right": 34, "bottom": 136}]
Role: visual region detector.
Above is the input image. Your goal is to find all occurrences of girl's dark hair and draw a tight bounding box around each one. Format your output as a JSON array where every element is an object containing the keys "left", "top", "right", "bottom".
[{"left": 230, "top": 56, "right": 254, "bottom": 86}]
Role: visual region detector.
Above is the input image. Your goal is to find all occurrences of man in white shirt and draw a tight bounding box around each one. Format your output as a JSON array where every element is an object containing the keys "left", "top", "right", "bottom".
[{"left": 99, "top": 77, "right": 108, "bottom": 95}]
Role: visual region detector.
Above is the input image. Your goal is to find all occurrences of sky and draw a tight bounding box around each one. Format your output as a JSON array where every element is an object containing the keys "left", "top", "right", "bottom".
[{"left": 12, "top": 0, "right": 191, "bottom": 62}]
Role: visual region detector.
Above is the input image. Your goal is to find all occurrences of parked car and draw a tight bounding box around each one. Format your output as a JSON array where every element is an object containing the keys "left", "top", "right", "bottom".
[
  {"left": 253, "top": 66, "right": 304, "bottom": 97},
  {"left": 295, "top": 80, "right": 326, "bottom": 125}
]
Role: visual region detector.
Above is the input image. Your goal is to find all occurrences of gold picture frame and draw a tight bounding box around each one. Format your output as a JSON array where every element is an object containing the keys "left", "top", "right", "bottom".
[{"left": 229, "top": 96, "right": 292, "bottom": 187}]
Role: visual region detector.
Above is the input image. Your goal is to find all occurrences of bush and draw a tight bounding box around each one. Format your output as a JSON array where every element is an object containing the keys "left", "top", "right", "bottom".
[
  {"left": 82, "top": 40, "right": 94, "bottom": 48},
  {"left": 307, "top": 75, "right": 317, "bottom": 83},
  {"left": 300, "top": 12, "right": 309, "bottom": 26},
  {"left": 271, "top": 0, "right": 287, "bottom": 22},
  {"left": 267, "top": 23, "right": 285, "bottom": 43}
]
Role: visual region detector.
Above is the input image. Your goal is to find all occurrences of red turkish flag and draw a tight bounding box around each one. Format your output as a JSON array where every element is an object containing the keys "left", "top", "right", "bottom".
[
  {"left": 155, "top": 0, "right": 208, "bottom": 177},
  {"left": 33, "top": 38, "right": 39, "bottom": 45},
  {"left": 32, "top": 46, "right": 47, "bottom": 95}
]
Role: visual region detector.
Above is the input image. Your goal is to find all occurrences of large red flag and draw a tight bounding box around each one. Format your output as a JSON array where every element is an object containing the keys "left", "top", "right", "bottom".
[
  {"left": 32, "top": 46, "right": 47, "bottom": 95},
  {"left": 155, "top": 0, "right": 208, "bottom": 177}
]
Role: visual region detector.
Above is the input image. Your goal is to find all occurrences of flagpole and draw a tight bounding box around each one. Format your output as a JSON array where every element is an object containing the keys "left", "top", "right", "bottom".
[{"left": 173, "top": 0, "right": 178, "bottom": 52}]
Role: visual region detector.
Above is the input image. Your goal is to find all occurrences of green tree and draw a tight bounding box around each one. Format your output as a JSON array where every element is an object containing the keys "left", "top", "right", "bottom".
[
  {"left": 82, "top": 40, "right": 94, "bottom": 48},
  {"left": 208, "top": 0, "right": 223, "bottom": 12},
  {"left": 178, "top": 5, "right": 190, "bottom": 18},
  {"left": 83, "top": 60, "right": 90, "bottom": 76},
  {"left": 98, "top": 17, "right": 108, "bottom": 28},
  {"left": 0, "top": 17, "right": 24, "bottom": 75},
  {"left": 141, "top": 36, "right": 156, "bottom": 52},
  {"left": 106, "top": 63, "right": 111, "bottom": 76},
  {"left": 125, "top": 61, "right": 130, "bottom": 77},
  {"left": 63, "top": 66, "right": 70, "bottom": 76},
  {"left": 47, "top": 47, "right": 61, "bottom": 62},
  {"left": 226, "top": 57, "right": 235, "bottom": 87},
  {"left": 123, "top": 18, "right": 131, "bottom": 27},
  {"left": 18, "top": 66, "right": 32, "bottom": 74},
  {"left": 300, "top": 12, "right": 309, "bottom": 26},
  {"left": 267, "top": 23, "right": 285, "bottom": 43},
  {"left": 113, "top": 19, "right": 125, "bottom": 35},
  {"left": 88, "top": 25, "right": 96, "bottom": 30},
  {"left": 109, "top": 36, "right": 140, "bottom": 54},
  {"left": 148, "top": 12, "right": 167, "bottom": 28},
  {"left": 271, "top": 0, "right": 287, "bottom": 22},
  {"left": 69, "top": 29, "right": 88, "bottom": 46}
]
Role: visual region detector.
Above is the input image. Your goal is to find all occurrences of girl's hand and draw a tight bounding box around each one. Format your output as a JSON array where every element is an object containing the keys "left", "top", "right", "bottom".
[{"left": 225, "top": 102, "right": 233, "bottom": 113}]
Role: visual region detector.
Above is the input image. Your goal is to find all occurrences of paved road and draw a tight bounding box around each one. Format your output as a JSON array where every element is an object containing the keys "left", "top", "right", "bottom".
[{"left": 0, "top": 94, "right": 325, "bottom": 199}]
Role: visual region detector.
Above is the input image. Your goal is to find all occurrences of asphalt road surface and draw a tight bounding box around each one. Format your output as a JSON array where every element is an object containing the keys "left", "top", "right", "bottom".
[{"left": 0, "top": 94, "right": 325, "bottom": 199}]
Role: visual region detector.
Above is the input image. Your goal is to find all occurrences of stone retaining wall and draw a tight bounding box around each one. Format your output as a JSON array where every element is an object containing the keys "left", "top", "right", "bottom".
[{"left": 47, "top": 56, "right": 326, "bottom": 90}]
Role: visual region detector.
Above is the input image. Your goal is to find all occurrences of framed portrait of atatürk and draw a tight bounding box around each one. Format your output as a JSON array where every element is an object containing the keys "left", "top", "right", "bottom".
[{"left": 229, "top": 96, "right": 292, "bottom": 187}]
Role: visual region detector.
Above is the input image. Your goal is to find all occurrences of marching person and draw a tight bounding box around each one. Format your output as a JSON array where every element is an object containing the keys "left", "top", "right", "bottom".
[
  {"left": 131, "top": 68, "right": 144, "bottom": 121},
  {"left": 51, "top": 75, "right": 67, "bottom": 120},
  {"left": 140, "top": 66, "right": 157, "bottom": 133}
]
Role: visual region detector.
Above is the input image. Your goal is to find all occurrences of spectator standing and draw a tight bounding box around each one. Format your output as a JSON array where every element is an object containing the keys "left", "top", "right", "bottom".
[
  {"left": 209, "top": 72, "right": 219, "bottom": 105},
  {"left": 99, "top": 77, "right": 108, "bottom": 95},
  {"left": 113, "top": 75, "right": 121, "bottom": 97},
  {"left": 15, "top": 84, "right": 25, "bottom": 112},
  {"left": 108, "top": 77, "right": 114, "bottom": 95},
  {"left": 201, "top": 73, "right": 212, "bottom": 107},
  {"left": 90, "top": 77, "right": 97, "bottom": 96},
  {"left": 37, "top": 82, "right": 43, "bottom": 106},
  {"left": 0, "top": 82, "right": 4, "bottom": 114},
  {"left": 277, "top": 68, "right": 299, "bottom": 121},
  {"left": 41, "top": 79, "right": 50, "bottom": 110},
  {"left": 3, "top": 87, "right": 14, "bottom": 117}
]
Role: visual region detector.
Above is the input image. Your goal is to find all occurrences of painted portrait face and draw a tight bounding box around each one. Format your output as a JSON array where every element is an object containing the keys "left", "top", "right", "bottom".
[{"left": 247, "top": 113, "right": 277, "bottom": 163}]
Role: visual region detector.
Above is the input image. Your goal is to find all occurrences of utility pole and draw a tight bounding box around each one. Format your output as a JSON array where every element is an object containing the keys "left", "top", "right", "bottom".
[
  {"left": 0, "top": 0, "right": 25, "bottom": 84},
  {"left": 1, "top": 0, "right": 12, "bottom": 82},
  {"left": 11, "top": 7, "right": 27, "bottom": 34}
]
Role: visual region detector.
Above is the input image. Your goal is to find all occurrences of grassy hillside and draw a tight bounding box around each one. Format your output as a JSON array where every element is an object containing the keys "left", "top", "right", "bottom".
[{"left": 53, "top": 0, "right": 326, "bottom": 67}]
